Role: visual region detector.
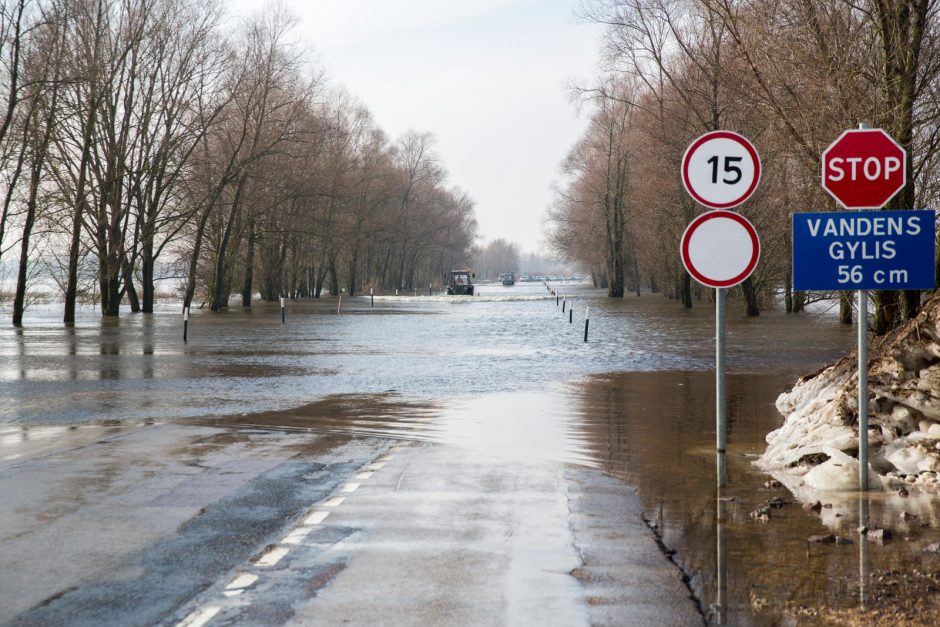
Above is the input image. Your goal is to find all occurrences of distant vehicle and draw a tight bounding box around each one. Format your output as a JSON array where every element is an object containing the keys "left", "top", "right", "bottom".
[
  {"left": 446, "top": 270, "right": 475, "bottom": 295},
  {"left": 499, "top": 272, "right": 515, "bottom": 286}
]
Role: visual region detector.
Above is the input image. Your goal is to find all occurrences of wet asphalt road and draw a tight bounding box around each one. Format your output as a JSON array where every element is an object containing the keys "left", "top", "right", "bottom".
[{"left": 0, "top": 422, "right": 700, "bottom": 626}]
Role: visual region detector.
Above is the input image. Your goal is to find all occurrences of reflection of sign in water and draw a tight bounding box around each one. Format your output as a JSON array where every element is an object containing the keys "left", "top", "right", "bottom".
[{"left": 792, "top": 209, "right": 936, "bottom": 290}]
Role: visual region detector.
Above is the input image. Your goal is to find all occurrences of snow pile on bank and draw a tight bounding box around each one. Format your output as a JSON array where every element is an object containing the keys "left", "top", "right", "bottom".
[{"left": 760, "top": 293, "right": 940, "bottom": 491}]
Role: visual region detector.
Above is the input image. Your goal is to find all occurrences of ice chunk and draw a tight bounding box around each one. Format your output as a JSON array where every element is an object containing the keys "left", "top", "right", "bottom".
[{"left": 802, "top": 448, "right": 882, "bottom": 491}]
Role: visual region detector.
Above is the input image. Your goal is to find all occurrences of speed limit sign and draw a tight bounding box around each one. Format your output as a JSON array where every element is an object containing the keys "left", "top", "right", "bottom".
[{"left": 682, "top": 131, "right": 761, "bottom": 209}]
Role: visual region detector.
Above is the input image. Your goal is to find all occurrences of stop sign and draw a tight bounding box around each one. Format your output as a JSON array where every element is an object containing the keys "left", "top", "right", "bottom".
[{"left": 822, "top": 128, "right": 907, "bottom": 209}]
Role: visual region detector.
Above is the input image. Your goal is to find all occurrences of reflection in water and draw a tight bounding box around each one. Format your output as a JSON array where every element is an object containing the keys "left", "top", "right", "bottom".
[
  {"left": 859, "top": 495, "right": 869, "bottom": 610},
  {"left": 569, "top": 372, "right": 940, "bottom": 625},
  {"left": 716, "top": 484, "right": 727, "bottom": 625}
]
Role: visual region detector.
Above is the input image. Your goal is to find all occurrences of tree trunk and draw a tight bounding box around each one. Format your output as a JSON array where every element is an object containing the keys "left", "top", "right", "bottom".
[
  {"left": 741, "top": 277, "right": 759, "bottom": 316},
  {"left": 793, "top": 291, "right": 806, "bottom": 314},
  {"left": 873, "top": 290, "right": 899, "bottom": 335},
  {"left": 12, "top": 158, "right": 42, "bottom": 327},
  {"left": 680, "top": 270, "right": 692, "bottom": 309},
  {"left": 347, "top": 248, "right": 359, "bottom": 296},
  {"left": 839, "top": 292, "right": 852, "bottom": 325},
  {"left": 141, "top": 237, "right": 155, "bottom": 314},
  {"left": 328, "top": 258, "right": 339, "bottom": 296},
  {"left": 241, "top": 219, "right": 255, "bottom": 307},
  {"left": 122, "top": 256, "right": 140, "bottom": 313}
]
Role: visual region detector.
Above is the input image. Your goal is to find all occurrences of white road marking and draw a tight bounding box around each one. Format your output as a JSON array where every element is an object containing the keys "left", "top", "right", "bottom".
[
  {"left": 342, "top": 482, "right": 360, "bottom": 493},
  {"left": 304, "top": 510, "right": 330, "bottom": 525},
  {"left": 225, "top": 573, "right": 259, "bottom": 590},
  {"left": 322, "top": 496, "right": 345, "bottom": 507},
  {"left": 356, "top": 471, "right": 373, "bottom": 480},
  {"left": 255, "top": 547, "right": 290, "bottom": 567},
  {"left": 282, "top": 527, "right": 313, "bottom": 545},
  {"left": 176, "top": 605, "right": 221, "bottom": 627},
  {"left": 368, "top": 462, "right": 385, "bottom": 470}
]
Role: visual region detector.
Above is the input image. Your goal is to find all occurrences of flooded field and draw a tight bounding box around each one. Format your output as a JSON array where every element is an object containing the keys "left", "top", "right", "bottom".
[{"left": 5, "top": 283, "right": 939, "bottom": 623}]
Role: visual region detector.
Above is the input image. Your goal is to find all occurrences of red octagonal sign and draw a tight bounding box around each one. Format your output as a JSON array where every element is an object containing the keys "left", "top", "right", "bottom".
[{"left": 822, "top": 128, "right": 907, "bottom": 209}]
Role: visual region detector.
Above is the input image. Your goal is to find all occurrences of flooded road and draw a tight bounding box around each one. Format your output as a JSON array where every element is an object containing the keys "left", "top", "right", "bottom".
[
  {"left": 7, "top": 284, "right": 938, "bottom": 623},
  {"left": 1, "top": 282, "right": 847, "bottom": 425}
]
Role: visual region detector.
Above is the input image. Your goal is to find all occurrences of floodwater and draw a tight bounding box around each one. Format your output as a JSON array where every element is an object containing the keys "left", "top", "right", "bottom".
[{"left": 4, "top": 283, "right": 939, "bottom": 623}]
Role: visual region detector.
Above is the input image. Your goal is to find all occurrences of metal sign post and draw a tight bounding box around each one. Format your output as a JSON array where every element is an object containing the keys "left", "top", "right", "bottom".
[
  {"left": 681, "top": 131, "right": 762, "bottom": 488},
  {"left": 792, "top": 208, "right": 935, "bottom": 489},
  {"left": 858, "top": 285, "right": 869, "bottom": 489},
  {"left": 814, "top": 122, "right": 919, "bottom": 491},
  {"left": 680, "top": 209, "right": 761, "bottom": 487},
  {"left": 716, "top": 287, "right": 727, "bottom": 486}
]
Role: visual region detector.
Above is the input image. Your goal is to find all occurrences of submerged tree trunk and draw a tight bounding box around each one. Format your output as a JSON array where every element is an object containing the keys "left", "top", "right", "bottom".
[
  {"left": 741, "top": 277, "right": 759, "bottom": 316},
  {"left": 141, "top": 242, "right": 154, "bottom": 314},
  {"left": 793, "top": 291, "right": 806, "bottom": 314},
  {"left": 122, "top": 256, "right": 140, "bottom": 313},
  {"left": 12, "top": 154, "right": 43, "bottom": 326},
  {"left": 241, "top": 219, "right": 255, "bottom": 307},
  {"left": 210, "top": 175, "right": 249, "bottom": 311},
  {"left": 840, "top": 292, "right": 853, "bottom": 325},
  {"left": 680, "top": 271, "right": 692, "bottom": 309}
]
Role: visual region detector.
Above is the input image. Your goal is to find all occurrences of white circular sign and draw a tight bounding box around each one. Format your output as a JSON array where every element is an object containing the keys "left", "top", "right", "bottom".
[
  {"left": 682, "top": 131, "right": 761, "bottom": 209},
  {"left": 680, "top": 210, "right": 760, "bottom": 288}
]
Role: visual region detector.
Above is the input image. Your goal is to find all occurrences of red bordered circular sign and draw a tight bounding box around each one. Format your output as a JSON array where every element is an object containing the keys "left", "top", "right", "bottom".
[
  {"left": 682, "top": 131, "right": 761, "bottom": 209},
  {"left": 680, "top": 210, "right": 760, "bottom": 288}
]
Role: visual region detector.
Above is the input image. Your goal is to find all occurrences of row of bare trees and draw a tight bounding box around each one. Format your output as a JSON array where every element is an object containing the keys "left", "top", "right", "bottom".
[
  {"left": 0, "top": 0, "right": 477, "bottom": 324},
  {"left": 549, "top": 0, "right": 939, "bottom": 332}
]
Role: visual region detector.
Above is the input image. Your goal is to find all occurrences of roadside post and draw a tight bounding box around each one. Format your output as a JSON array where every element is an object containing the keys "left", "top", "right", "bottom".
[
  {"left": 338, "top": 295, "right": 342, "bottom": 315},
  {"left": 583, "top": 307, "right": 590, "bottom": 342},
  {"left": 800, "top": 123, "right": 929, "bottom": 491},
  {"left": 681, "top": 130, "right": 762, "bottom": 488},
  {"left": 280, "top": 297, "right": 286, "bottom": 323},
  {"left": 562, "top": 296, "right": 566, "bottom": 313},
  {"left": 429, "top": 283, "right": 432, "bottom": 296},
  {"left": 569, "top": 307, "right": 573, "bottom": 324},
  {"left": 370, "top": 287, "right": 374, "bottom": 308},
  {"left": 183, "top": 307, "right": 189, "bottom": 343}
]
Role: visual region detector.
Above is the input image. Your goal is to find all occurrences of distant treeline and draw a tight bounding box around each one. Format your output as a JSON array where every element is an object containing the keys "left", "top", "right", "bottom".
[
  {"left": 549, "top": 0, "right": 940, "bottom": 333},
  {"left": 0, "top": 0, "right": 477, "bottom": 325}
]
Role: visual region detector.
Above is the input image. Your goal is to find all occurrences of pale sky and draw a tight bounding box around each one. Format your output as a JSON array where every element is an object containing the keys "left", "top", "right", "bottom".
[{"left": 227, "top": 0, "right": 603, "bottom": 254}]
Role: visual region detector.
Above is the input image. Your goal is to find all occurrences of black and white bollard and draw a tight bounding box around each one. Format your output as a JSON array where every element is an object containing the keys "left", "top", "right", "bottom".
[
  {"left": 183, "top": 307, "right": 189, "bottom": 343},
  {"left": 370, "top": 287, "right": 374, "bottom": 308},
  {"left": 569, "top": 307, "right": 573, "bottom": 324},
  {"left": 338, "top": 294, "right": 342, "bottom": 315},
  {"left": 556, "top": 293, "right": 559, "bottom": 306},
  {"left": 280, "top": 297, "right": 286, "bottom": 323},
  {"left": 429, "top": 283, "right": 432, "bottom": 296},
  {"left": 562, "top": 296, "right": 566, "bottom": 313},
  {"left": 583, "top": 306, "right": 590, "bottom": 342},
  {"left": 396, "top": 288, "right": 399, "bottom": 297}
]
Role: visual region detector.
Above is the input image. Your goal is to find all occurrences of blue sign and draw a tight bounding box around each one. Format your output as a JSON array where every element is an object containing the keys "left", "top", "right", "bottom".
[{"left": 793, "top": 209, "right": 936, "bottom": 290}]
